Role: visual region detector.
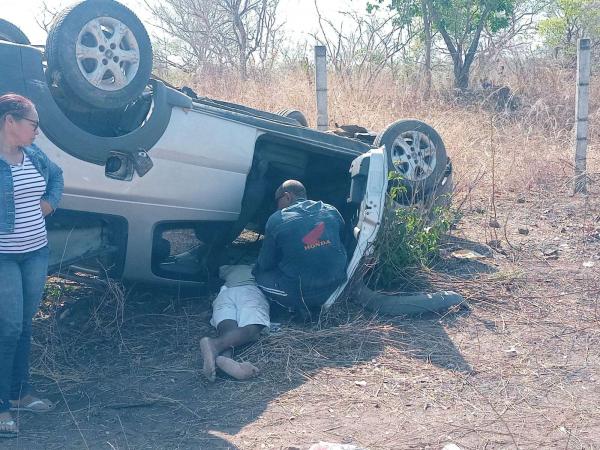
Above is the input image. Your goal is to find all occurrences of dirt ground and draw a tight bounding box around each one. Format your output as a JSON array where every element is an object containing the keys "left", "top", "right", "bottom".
[{"left": 2, "top": 180, "right": 599, "bottom": 450}]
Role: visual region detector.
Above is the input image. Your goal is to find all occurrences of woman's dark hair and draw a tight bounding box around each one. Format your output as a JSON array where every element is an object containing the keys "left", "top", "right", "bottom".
[{"left": 0, "top": 93, "right": 35, "bottom": 127}]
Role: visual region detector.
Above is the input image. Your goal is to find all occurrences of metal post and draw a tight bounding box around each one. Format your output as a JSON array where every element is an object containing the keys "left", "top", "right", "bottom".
[
  {"left": 315, "top": 45, "right": 328, "bottom": 131},
  {"left": 574, "top": 38, "right": 591, "bottom": 193}
]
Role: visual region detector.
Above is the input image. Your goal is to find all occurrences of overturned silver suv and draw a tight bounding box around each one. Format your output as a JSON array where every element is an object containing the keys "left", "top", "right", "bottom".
[{"left": 0, "top": 0, "right": 452, "bottom": 307}]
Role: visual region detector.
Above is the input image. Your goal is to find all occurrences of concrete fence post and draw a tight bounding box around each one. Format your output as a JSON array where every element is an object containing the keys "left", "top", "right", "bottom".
[
  {"left": 315, "top": 45, "right": 328, "bottom": 131},
  {"left": 574, "top": 38, "right": 591, "bottom": 194}
]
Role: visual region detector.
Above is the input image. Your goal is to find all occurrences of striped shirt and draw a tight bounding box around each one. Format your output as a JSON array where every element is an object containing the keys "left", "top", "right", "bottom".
[{"left": 0, "top": 154, "right": 48, "bottom": 253}]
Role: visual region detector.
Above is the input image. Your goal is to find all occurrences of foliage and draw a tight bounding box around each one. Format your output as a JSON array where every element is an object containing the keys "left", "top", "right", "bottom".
[
  {"left": 368, "top": 0, "right": 516, "bottom": 89},
  {"left": 432, "top": 0, "right": 513, "bottom": 36},
  {"left": 538, "top": 0, "right": 600, "bottom": 59},
  {"left": 372, "top": 173, "right": 453, "bottom": 290}
]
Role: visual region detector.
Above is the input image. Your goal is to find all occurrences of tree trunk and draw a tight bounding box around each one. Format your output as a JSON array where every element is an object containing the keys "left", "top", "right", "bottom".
[
  {"left": 421, "top": 0, "right": 432, "bottom": 99},
  {"left": 230, "top": 2, "right": 249, "bottom": 80},
  {"left": 427, "top": 0, "right": 491, "bottom": 92},
  {"left": 239, "top": 51, "right": 248, "bottom": 79},
  {"left": 450, "top": 47, "right": 469, "bottom": 90},
  {"left": 453, "top": 64, "right": 470, "bottom": 90}
]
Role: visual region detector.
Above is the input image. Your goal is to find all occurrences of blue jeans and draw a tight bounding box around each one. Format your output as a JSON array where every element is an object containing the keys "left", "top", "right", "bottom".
[
  {"left": 255, "top": 268, "right": 338, "bottom": 311},
  {"left": 0, "top": 246, "right": 49, "bottom": 413}
]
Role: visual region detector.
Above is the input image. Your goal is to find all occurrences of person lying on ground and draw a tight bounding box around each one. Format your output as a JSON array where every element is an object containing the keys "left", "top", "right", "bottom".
[
  {"left": 200, "top": 264, "right": 269, "bottom": 382},
  {"left": 253, "top": 180, "right": 348, "bottom": 320}
]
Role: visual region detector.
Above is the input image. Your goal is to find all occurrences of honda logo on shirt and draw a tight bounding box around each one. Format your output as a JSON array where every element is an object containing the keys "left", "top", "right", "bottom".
[{"left": 302, "top": 222, "right": 331, "bottom": 250}]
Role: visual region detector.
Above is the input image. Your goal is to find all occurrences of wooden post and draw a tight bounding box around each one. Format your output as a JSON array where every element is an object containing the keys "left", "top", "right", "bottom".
[
  {"left": 315, "top": 45, "right": 328, "bottom": 131},
  {"left": 574, "top": 38, "right": 591, "bottom": 193}
]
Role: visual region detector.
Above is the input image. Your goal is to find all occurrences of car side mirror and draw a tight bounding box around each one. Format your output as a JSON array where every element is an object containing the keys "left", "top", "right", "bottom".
[{"left": 133, "top": 150, "right": 153, "bottom": 177}]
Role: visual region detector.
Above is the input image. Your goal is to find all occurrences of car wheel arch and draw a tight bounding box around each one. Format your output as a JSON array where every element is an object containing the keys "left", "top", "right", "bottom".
[
  {"left": 27, "top": 72, "right": 177, "bottom": 166},
  {"left": 0, "top": 19, "right": 30, "bottom": 45}
]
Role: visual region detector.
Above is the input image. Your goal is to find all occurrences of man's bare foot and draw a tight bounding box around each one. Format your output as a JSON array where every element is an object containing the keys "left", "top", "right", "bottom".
[
  {"left": 10, "top": 394, "right": 54, "bottom": 412},
  {"left": 200, "top": 337, "right": 218, "bottom": 382},
  {"left": 216, "top": 355, "right": 260, "bottom": 380},
  {"left": 0, "top": 411, "right": 18, "bottom": 438}
]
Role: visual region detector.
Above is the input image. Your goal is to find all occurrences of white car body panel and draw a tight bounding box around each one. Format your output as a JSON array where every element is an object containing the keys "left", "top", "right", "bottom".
[
  {"left": 40, "top": 107, "right": 260, "bottom": 218},
  {"left": 39, "top": 106, "right": 267, "bottom": 283},
  {"left": 324, "top": 146, "right": 388, "bottom": 308}
]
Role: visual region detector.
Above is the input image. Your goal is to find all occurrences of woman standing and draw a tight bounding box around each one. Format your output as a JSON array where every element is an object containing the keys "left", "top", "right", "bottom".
[{"left": 0, "top": 93, "right": 63, "bottom": 438}]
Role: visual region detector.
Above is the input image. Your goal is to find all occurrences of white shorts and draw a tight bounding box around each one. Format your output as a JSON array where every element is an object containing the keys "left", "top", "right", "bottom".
[{"left": 210, "top": 284, "right": 270, "bottom": 329}]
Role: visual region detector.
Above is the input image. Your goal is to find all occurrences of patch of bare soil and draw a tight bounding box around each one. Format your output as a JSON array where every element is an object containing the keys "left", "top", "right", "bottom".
[{"left": 3, "top": 183, "right": 599, "bottom": 450}]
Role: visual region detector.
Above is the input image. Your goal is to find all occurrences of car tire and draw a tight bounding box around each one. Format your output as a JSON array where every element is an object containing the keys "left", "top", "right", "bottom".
[
  {"left": 374, "top": 119, "right": 448, "bottom": 201},
  {"left": 277, "top": 108, "right": 308, "bottom": 127},
  {"left": 353, "top": 280, "right": 464, "bottom": 316},
  {"left": 46, "top": 0, "right": 153, "bottom": 110},
  {"left": 0, "top": 19, "right": 30, "bottom": 45}
]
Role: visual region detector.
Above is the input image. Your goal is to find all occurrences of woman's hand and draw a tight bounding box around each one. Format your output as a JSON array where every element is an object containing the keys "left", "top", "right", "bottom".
[{"left": 40, "top": 200, "right": 53, "bottom": 217}]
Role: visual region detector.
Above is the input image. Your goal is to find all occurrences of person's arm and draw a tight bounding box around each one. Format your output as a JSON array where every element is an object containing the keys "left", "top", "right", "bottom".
[
  {"left": 39, "top": 150, "right": 64, "bottom": 215},
  {"left": 254, "top": 217, "right": 279, "bottom": 274},
  {"left": 332, "top": 207, "right": 346, "bottom": 243}
]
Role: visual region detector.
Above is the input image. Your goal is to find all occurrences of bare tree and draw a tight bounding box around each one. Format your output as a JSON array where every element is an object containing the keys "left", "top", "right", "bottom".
[
  {"left": 420, "top": 0, "right": 433, "bottom": 98},
  {"left": 218, "top": 0, "right": 283, "bottom": 77},
  {"left": 35, "top": 0, "right": 64, "bottom": 34},
  {"left": 311, "top": 1, "right": 418, "bottom": 85},
  {"left": 145, "top": 0, "right": 227, "bottom": 73},
  {"left": 478, "top": 0, "right": 551, "bottom": 65},
  {"left": 144, "top": 0, "right": 281, "bottom": 79}
]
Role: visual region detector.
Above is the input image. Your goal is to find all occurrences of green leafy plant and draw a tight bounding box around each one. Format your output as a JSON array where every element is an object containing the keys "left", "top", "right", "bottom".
[
  {"left": 371, "top": 172, "right": 453, "bottom": 290},
  {"left": 538, "top": 0, "right": 600, "bottom": 60}
]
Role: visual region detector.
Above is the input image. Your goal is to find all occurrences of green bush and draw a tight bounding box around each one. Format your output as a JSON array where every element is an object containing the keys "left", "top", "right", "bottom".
[{"left": 370, "top": 174, "right": 453, "bottom": 290}]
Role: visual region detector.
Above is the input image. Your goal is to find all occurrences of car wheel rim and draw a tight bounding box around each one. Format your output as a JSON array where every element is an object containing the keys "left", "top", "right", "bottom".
[
  {"left": 390, "top": 131, "right": 437, "bottom": 181},
  {"left": 76, "top": 17, "right": 140, "bottom": 92}
]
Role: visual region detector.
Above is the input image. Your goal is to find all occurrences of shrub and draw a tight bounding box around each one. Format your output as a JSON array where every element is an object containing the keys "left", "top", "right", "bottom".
[{"left": 370, "top": 175, "right": 453, "bottom": 290}]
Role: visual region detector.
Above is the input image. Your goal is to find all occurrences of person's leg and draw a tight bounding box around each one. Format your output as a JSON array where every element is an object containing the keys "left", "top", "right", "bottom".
[
  {"left": 216, "top": 319, "right": 238, "bottom": 359},
  {"left": 201, "top": 322, "right": 262, "bottom": 366},
  {"left": 9, "top": 247, "right": 50, "bottom": 408},
  {"left": 295, "top": 281, "right": 339, "bottom": 323},
  {"left": 200, "top": 320, "right": 263, "bottom": 381},
  {"left": 213, "top": 323, "right": 263, "bottom": 351},
  {"left": 214, "top": 319, "right": 261, "bottom": 380},
  {"left": 255, "top": 269, "right": 300, "bottom": 311},
  {"left": 201, "top": 290, "right": 237, "bottom": 381},
  {"left": 208, "top": 286, "right": 269, "bottom": 380},
  {"left": 0, "top": 254, "right": 24, "bottom": 435},
  {"left": 256, "top": 270, "right": 324, "bottom": 322},
  {"left": 215, "top": 321, "right": 263, "bottom": 380}
]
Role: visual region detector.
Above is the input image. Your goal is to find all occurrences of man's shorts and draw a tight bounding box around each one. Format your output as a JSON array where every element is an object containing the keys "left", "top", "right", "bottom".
[{"left": 210, "top": 284, "right": 270, "bottom": 329}]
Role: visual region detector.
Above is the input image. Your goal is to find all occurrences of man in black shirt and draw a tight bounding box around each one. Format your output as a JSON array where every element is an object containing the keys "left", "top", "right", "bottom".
[{"left": 253, "top": 180, "right": 347, "bottom": 315}]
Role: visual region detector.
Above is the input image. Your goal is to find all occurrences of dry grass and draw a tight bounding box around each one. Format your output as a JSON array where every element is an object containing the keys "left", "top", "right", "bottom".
[{"left": 183, "top": 63, "right": 599, "bottom": 205}]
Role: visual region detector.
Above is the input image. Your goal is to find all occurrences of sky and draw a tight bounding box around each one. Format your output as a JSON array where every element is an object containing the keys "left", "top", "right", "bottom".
[{"left": 1, "top": 0, "right": 372, "bottom": 45}]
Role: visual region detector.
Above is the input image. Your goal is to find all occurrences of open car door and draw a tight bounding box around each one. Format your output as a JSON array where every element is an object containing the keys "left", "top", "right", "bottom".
[{"left": 323, "top": 146, "right": 388, "bottom": 309}]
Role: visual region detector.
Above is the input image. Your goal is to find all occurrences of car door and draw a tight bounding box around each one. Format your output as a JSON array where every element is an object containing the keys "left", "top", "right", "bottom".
[{"left": 323, "top": 146, "right": 388, "bottom": 309}]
